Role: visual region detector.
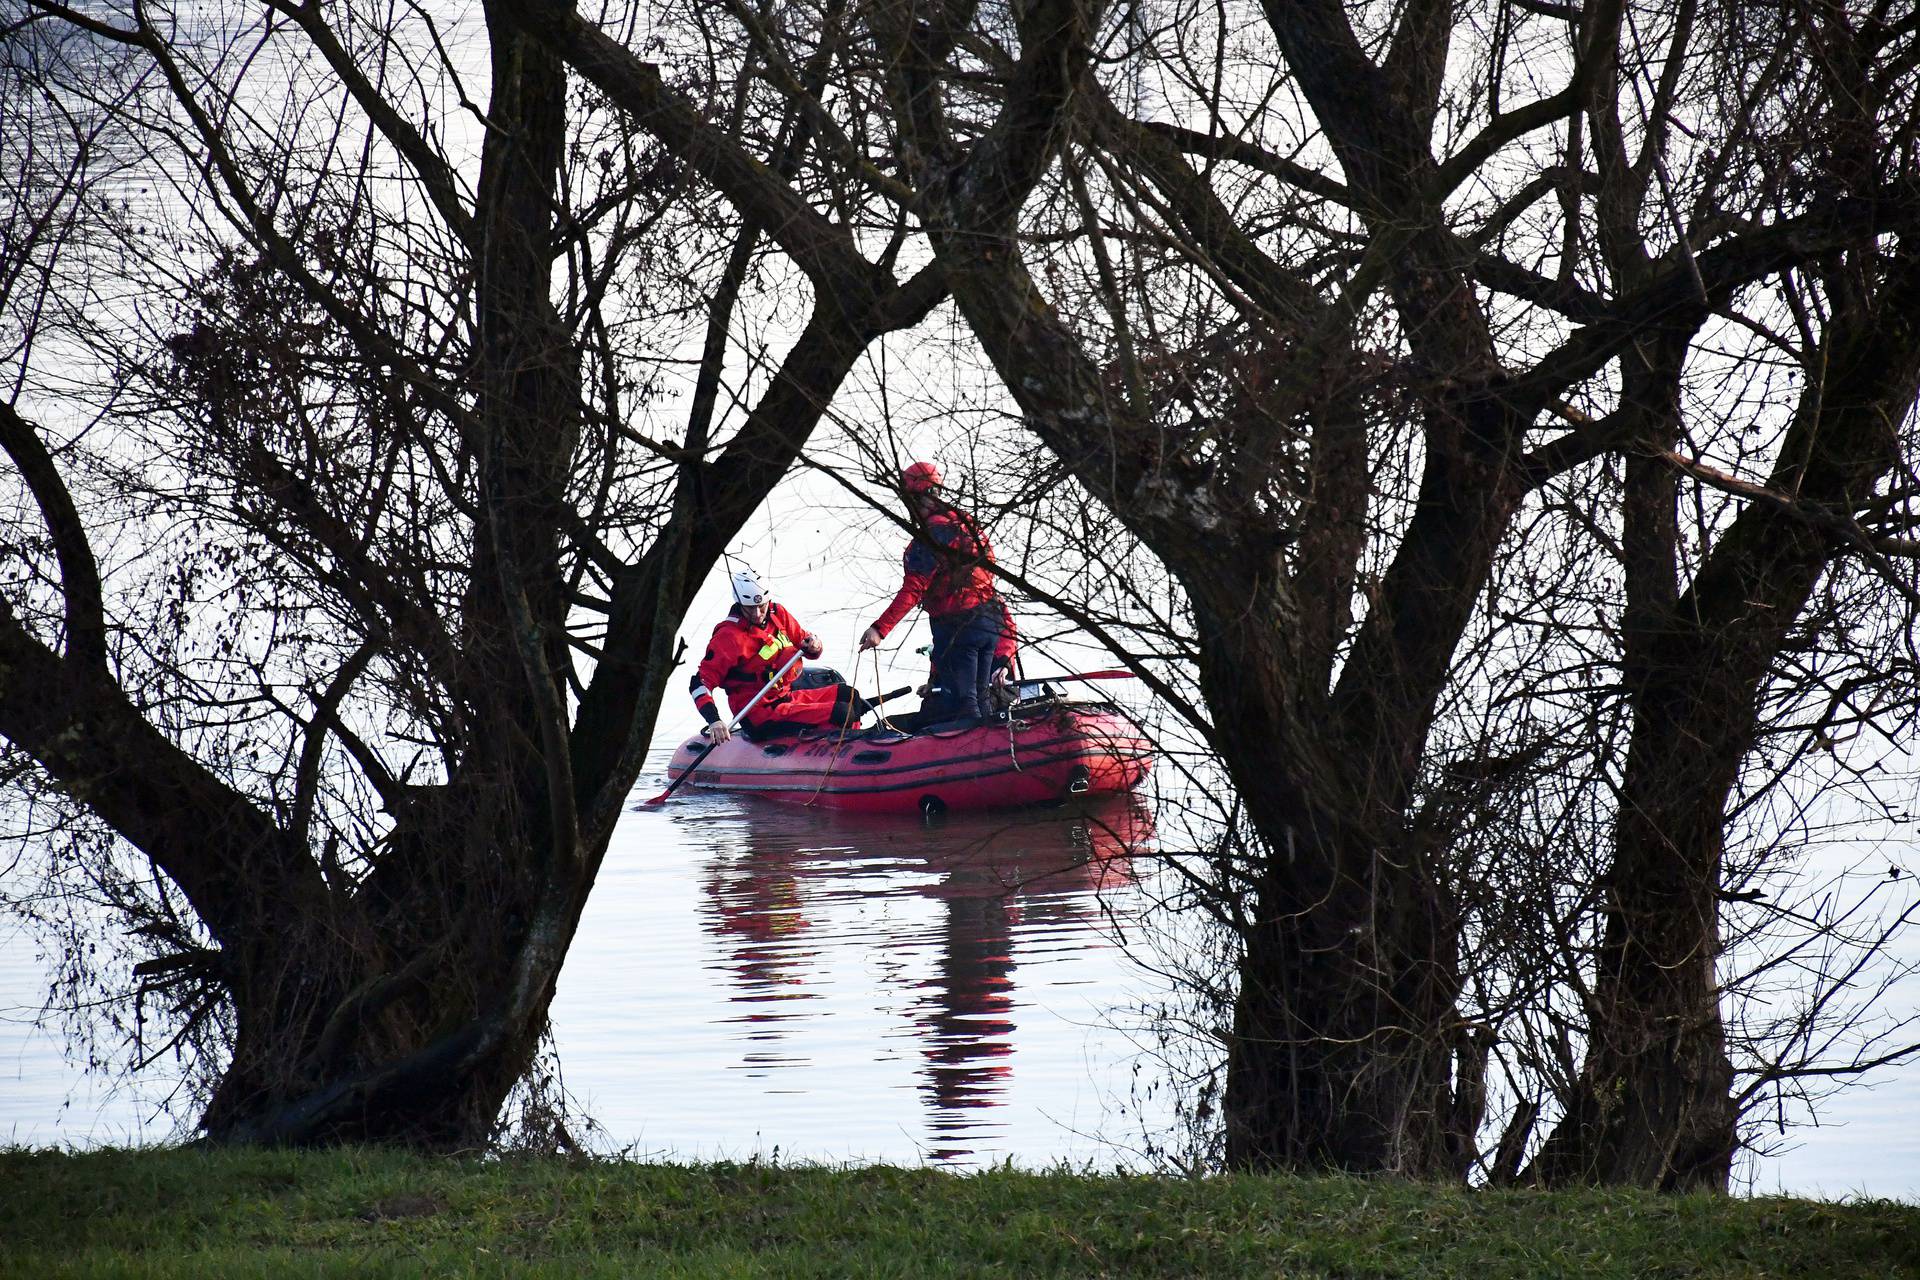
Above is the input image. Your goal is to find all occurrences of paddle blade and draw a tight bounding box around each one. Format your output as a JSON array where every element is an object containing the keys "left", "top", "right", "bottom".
[
  {"left": 643, "top": 763, "right": 695, "bottom": 806},
  {"left": 645, "top": 739, "right": 717, "bottom": 807}
]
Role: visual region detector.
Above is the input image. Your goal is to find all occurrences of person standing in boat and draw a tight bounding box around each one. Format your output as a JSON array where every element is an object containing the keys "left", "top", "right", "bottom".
[
  {"left": 919, "top": 597, "right": 1020, "bottom": 712},
  {"left": 693, "top": 570, "right": 868, "bottom": 743},
  {"left": 859, "top": 462, "right": 1010, "bottom": 723}
]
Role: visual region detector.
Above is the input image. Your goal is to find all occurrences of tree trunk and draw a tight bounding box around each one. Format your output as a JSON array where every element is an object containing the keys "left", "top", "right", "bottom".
[
  {"left": 195, "top": 771, "right": 551, "bottom": 1145},
  {"left": 1221, "top": 797, "right": 1465, "bottom": 1174},
  {"left": 1208, "top": 392, "right": 1524, "bottom": 1176},
  {"left": 194, "top": 8, "right": 582, "bottom": 1147}
]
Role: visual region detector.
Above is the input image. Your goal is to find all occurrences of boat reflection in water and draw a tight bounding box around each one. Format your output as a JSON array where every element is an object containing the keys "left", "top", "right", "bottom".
[{"left": 695, "top": 796, "right": 1151, "bottom": 1163}]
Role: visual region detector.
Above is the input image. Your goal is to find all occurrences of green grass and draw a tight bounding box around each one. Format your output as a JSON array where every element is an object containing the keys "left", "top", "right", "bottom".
[{"left": 1, "top": 1148, "right": 1914, "bottom": 1278}]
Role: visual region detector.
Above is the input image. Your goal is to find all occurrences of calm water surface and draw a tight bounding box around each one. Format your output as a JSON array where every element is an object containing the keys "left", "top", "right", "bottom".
[
  {"left": 3, "top": 755, "right": 1916, "bottom": 1197},
  {"left": 553, "top": 779, "right": 1167, "bottom": 1167},
  {"left": 0, "top": 758, "right": 1174, "bottom": 1169}
]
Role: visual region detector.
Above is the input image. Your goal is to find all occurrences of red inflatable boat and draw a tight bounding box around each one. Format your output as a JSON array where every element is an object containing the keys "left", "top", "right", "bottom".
[{"left": 663, "top": 691, "right": 1153, "bottom": 815}]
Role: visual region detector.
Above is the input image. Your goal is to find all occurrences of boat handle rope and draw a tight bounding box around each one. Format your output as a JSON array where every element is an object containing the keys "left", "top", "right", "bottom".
[{"left": 1004, "top": 655, "right": 1023, "bottom": 773}]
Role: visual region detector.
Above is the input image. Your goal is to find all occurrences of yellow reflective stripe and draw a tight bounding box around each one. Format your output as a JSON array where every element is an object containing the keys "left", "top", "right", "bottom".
[{"left": 757, "top": 630, "right": 791, "bottom": 661}]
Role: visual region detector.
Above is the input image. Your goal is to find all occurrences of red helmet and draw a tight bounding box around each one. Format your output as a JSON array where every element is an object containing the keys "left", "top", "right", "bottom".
[{"left": 901, "top": 461, "right": 942, "bottom": 494}]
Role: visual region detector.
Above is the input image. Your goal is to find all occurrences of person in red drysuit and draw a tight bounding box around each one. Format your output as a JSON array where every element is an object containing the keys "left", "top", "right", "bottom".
[
  {"left": 692, "top": 570, "right": 868, "bottom": 743},
  {"left": 858, "top": 462, "right": 1010, "bottom": 722}
]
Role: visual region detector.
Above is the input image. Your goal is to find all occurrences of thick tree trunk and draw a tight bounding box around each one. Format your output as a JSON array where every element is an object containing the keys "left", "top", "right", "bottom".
[
  {"left": 1221, "top": 802, "right": 1464, "bottom": 1174},
  {"left": 195, "top": 11, "right": 583, "bottom": 1149},
  {"left": 1207, "top": 396, "right": 1523, "bottom": 1177},
  {"left": 198, "top": 771, "right": 563, "bottom": 1146},
  {"left": 1527, "top": 700, "right": 1742, "bottom": 1189}
]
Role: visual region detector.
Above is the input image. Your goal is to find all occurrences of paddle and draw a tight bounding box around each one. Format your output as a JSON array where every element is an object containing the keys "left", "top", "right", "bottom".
[{"left": 643, "top": 649, "right": 805, "bottom": 806}]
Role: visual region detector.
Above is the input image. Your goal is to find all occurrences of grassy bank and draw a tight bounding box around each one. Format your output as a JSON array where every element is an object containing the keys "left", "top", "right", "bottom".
[{"left": 1, "top": 1148, "right": 1915, "bottom": 1278}]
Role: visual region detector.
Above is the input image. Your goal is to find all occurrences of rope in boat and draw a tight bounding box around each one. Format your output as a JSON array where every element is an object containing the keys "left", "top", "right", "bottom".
[
  {"left": 800, "top": 630, "right": 884, "bottom": 808},
  {"left": 867, "top": 641, "right": 900, "bottom": 732},
  {"left": 792, "top": 638, "right": 1052, "bottom": 806}
]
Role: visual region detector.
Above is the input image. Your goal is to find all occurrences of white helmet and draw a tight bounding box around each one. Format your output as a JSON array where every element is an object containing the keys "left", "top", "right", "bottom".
[{"left": 731, "top": 569, "right": 768, "bottom": 608}]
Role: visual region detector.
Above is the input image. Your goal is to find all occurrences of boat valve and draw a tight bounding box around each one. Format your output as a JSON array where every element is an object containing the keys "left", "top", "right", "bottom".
[{"left": 1067, "top": 765, "right": 1091, "bottom": 795}]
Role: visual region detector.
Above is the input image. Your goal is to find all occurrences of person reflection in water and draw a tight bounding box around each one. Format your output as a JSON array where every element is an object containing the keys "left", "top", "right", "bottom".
[
  {"left": 916, "top": 863, "right": 1020, "bottom": 1161},
  {"left": 698, "top": 837, "right": 820, "bottom": 1062},
  {"left": 911, "top": 814, "right": 1144, "bottom": 1160},
  {"left": 697, "top": 802, "right": 1147, "bottom": 1160}
]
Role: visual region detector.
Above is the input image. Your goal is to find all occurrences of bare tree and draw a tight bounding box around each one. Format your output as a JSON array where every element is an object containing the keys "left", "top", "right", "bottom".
[
  {"left": 904, "top": 0, "right": 1916, "bottom": 1178},
  {"left": 0, "top": 0, "right": 937, "bottom": 1144},
  {"left": 1523, "top": 0, "right": 1920, "bottom": 1187}
]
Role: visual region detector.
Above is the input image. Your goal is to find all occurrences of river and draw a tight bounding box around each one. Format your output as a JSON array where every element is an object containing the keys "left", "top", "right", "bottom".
[
  {"left": 1, "top": 756, "right": 1177, "bottom": 1170},
  {"left": 2, "top": 749, "right": 1915, "bottom": 1199}
]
